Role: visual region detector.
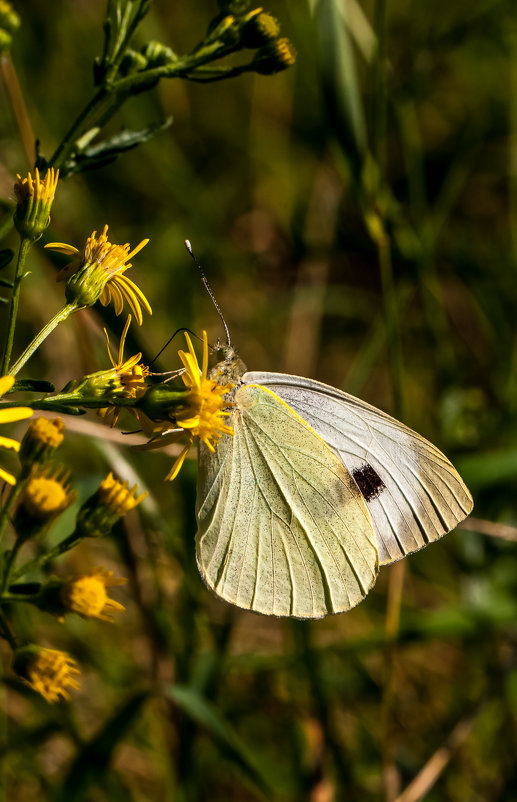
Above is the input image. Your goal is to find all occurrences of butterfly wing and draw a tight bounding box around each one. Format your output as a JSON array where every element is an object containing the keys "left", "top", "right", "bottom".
[
  {"left": 196, "top": 383, "right": 379, "bottom": 618},
  {"left": 243, "top": 372, "right": 473, "bottom": 566}
]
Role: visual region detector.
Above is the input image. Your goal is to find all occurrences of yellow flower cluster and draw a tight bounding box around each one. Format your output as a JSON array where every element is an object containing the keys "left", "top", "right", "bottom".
[
  {"left": 61, "top": 567, "right": 126, "bottom": 622},
  {"left": 165, "top": 331, "right": 234, "bottom": 481},
  {"left": 46, "top": 224, "right": 152, "bottom": 324}
]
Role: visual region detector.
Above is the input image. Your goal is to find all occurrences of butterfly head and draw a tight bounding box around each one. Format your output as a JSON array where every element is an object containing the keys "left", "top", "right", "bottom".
[{"left": 211, "top": 340, "right": 247, "bottom": 385}]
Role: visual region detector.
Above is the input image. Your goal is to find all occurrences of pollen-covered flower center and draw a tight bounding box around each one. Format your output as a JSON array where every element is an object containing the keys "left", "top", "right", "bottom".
[
  {"left": 65, "top": 576, "right": 107, "bottom": 617},
  {"left": 23, "top": 477, "right": 68, "bottom": 518},
  {"left": 177, "top": 376, "right": 234, "bottom": 451}
]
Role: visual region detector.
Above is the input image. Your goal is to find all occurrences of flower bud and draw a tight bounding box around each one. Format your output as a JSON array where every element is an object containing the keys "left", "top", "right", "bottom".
[
  {"left": 14, "top": 464, "right": 76, "bottom": 540},
  {"left": 119, "top": 48, "right": 148, "bottom": 76},
  {"left": 141, "top": 41, "right": 178, "bottom": 67},
  {"left": 0, "top": 1, "right": 20, "bottom": 33},
  {"left": 251, "top": 37, "right": 296, "bottom": 74},
  {"left": 60, "top": 567, "right": 126, "bottom": 621},
  {"left": 13, "top": 645, "right": 80, "bottom": 703},
  {"left": 241, "top": 11, "right": 280, "bottom": 48},
  {"left": 19, "top": 417, "right": 64, "bottom": 469},
  {"left": 75, "top": 472, "right": 146, "bottom": 539},
  {"left": 14, "top": 168, "right": 59, "bottom": 242}
]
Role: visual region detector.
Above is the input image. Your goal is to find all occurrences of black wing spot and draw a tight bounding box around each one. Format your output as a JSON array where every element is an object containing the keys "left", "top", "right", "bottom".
[{"left": 352, "top": 464, "right": 386, "bottom": 502}]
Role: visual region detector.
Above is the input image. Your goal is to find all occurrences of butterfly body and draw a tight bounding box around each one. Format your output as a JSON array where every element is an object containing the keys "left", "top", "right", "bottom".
[{"left": 192, "top": 345, "right": 473, "bottom": 618}]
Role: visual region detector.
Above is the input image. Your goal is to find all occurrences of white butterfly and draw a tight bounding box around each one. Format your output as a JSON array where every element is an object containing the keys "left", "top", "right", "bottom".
[{"left": 193, "top": 343, "right": 473, "bottom": 620}]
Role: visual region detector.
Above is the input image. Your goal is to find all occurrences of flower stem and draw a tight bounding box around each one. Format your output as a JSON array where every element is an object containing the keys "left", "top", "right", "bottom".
[
  {"left": 0, "top": 537, "right": 23, "bottom": 595},
  {"left": 1, "top": 237, "right": 32, "bottom": 375},
  {"left": 13, "top": 529, "right": 82, "bottom": 581},
  {"left": 9, "top": 302, "right": 78, "bottom": 377}
]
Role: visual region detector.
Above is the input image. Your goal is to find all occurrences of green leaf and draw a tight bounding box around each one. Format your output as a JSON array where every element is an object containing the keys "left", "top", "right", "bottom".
[
  {"left": 64, "top": 118, "right": 173, "bottom": 177},
  {"left": 311, "top": 0, "right": 366, "bottom": 160},
  {"left": 0, "top": 249, "right": 14, "bottom": 271},
  {"left": 0, "top": 277, "right": 13, "bottom": 288},
  {"left": 12, "top": 379, "right": 55, "bottom": 393},
  {"left": 165, "top": 684, "right": 272, "bottom": 797},
  {"left": 52, "top": 691, "right": 148, "bottom": 802}
]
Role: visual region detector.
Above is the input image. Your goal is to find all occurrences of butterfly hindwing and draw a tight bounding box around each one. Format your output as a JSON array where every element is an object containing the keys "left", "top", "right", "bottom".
[
  {"left": 243, "top": 372, "right": 473, "bottom": 566},
  {"left": 196, "top": 384, "right": 379, "bottom": 618}
]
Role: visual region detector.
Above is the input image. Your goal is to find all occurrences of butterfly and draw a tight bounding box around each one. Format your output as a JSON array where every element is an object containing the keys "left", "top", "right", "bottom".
[{"left": 188, "top": 339, "right": 473, "bottom": 620}]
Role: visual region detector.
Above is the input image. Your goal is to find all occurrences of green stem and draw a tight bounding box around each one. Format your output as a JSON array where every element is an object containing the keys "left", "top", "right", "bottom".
[
  {"left": 9, "top": 302, "right": 78, "bottom": 377},
  {"left": 0, "top": 538, "right": 23, "bottom": 596},
  {"left": 47, "top": 88, "right": 108, "bottom": 171},
  {"left": 12, "top": 528, "right": 82, "bottom": 581},
  {"left": 1, "top": 238, "right": 32, "bottom": 375},
  {"left": 0, "top": 475, "right": 27, "bottom": 548}
]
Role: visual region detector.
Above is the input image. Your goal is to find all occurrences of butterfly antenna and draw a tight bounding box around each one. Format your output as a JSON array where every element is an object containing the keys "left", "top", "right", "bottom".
[
  {"left": 185, "top": 239, "right": 232, "bottom": 348},
  {"left": 150, "top": 327, "right": 205, "bottom": 365}
]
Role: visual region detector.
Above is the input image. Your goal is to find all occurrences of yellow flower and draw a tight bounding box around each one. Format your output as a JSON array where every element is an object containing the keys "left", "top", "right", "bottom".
[
  {"left": 97, "top": 472, "right": 147, "bottom": 514},
  {"left": 15, "top": 466, "right": 76, "bottom": 541},
  {"left": 14, "top": 646, "right": 80, "bottom": 703},
  {"left": 19, "top": 416, "right": 64, "bottom": 468},
  {"left": 0, "top": 375, "right": 33, "bottom": 485},
  {"left": 76, "top": 472, "right": 147, "bottom": 539},
  {"left": 241, "top": 11, "right": 280, "bottom": 48},
  {"left": 13, "top": 168, "right": 59, "bottom": 241},
  {"left": 252, "top": 36, "right": 296, "bottom": 74},
  {"left": 60, "top": 567, "right": 126, "bottom": 622},
  {"left": 45, "top": 224, "right": 152, "bottom": 324},
  {"left": 164, "top": 331, "right": 234, "bottom": 481},
  {"left": 98, "top": 315, "right": 150, "bottom": 426}
]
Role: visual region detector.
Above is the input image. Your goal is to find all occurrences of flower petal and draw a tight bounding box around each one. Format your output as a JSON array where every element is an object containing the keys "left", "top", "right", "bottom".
[
  {"left": 165, "top": 442, "right": 192, "bottom": 481},
  {"left": 44, "top": 242, "right": 81, "bottom": 256},
  {"left": 0, "top": 435, "right": 20, "bottom": 451},
  {"left": 0, "top": 407, "right": 33, "bottom": 423},
  {"left": 0, "top": 465, "right": 16, "bottom": 485},
  {"left": 0, "top": 376, "right": 15, "bottom": 396}
]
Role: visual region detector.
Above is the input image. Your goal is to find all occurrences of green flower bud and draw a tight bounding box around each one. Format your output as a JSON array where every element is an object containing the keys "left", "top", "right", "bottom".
[
  {"left": 0, "top": 1, "right": 20, "bottom": 34},
  {"left": 64, "top": 262, "right": 107, "bottom": 309},
  {"left": 0, "top": 27, "right": 12, "bottom": 53},
  {"left": 141, "top": 40, "right": 178, "bottom": 67},
  {"left": 119, "top": 48, "right": 148, "bottom": 77},
  {"left": 137, "top": 383, "right": 191, "bottom": 423}
]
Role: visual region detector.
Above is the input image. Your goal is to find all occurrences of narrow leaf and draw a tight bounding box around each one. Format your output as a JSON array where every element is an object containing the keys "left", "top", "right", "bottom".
[
  {"left": 166, "top": 684, "right": 271, "bottom": 797},
  {"left": 12, "top": 379, "right": 55, "bottom": 393},
  {"left": 312, "top": 0, "right": 366, "bottom": 158}
]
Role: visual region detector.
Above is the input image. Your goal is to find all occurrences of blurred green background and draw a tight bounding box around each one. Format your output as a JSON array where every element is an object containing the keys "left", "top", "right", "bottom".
[{"left": 1, "top": 0, "right": 517, "bottom": 799}]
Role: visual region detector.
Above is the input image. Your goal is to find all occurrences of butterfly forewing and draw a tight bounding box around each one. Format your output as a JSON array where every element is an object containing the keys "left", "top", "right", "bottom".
[
  {"left": 243, "top": 372, "right": 473, "bottom": 566},
  {"left": 196, "top": 384, "right": 379, "bottom": 618}
]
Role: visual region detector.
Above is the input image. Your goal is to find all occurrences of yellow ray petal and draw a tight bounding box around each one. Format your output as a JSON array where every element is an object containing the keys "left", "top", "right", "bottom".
[
  {"left": 0, "top": 466, "right": 16, "bottom": 485},
  {"left": 0, "top": 407, "right": 33, "bottom": 423},
  {"left": 0, "top": 435, "right": 21, "bottom": 451}
]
